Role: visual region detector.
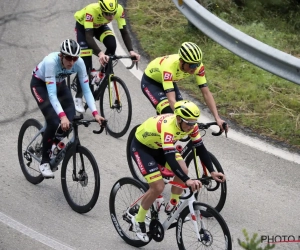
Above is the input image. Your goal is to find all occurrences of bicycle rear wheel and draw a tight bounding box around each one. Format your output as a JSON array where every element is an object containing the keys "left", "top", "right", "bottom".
[
  {"left": 18, "top": 119, "right": 44, "bottom": 184},
  {"left": 109, "top": 177, "right": 153, "bottom": 247},
  {"left": 176, "top": 202, "right": 232, "bottom": 250},
  {"left": 185, "top": 151, "right": 227, "bottom": 213},
  {"left": 126, "top": 125, "right": 149, "bottom": 188},
  {"left": 61, "top": 145, "right": 100, "bottom": 213},
  {"left": 100, "top": 76, "right": 132, "bottom": 138}
]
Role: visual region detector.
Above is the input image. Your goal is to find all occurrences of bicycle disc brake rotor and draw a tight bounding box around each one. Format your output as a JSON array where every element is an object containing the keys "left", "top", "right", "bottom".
[
  {"left": 149, "top": 219, "right": 164, "bottom": 242},
  {"left": 78, "top": 170, "right": 88, "bottom": 187},
  {"left": 200, "top": 229, "right": 213, "bottom": 246},
  {"left": 112, "top": 100, "right": 122, "bottom": 112},
  {"left": 202, "top": 176, "right": 220, "bottom": 191}
]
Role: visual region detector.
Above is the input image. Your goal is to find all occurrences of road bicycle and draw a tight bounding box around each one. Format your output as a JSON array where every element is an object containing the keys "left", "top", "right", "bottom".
[
  {"left": 18, "top": 114, "right": 106, "bottom": 213},
  {"left": 126, "top": 121, "right": 227, "bottom": 214},
  {"left": 109, "top": 176, "right": 232, "bottom": 249},
  {"left": 68, "top": 55, "right": 137, "bottom": 138}
]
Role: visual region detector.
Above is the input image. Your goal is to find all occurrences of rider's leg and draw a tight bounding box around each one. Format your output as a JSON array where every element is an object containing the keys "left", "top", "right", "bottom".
[
  {"left": 96, "top": 25, "right": 116, "bottom": 73},
  {"left": 164, "top": 153, "right": 188, "bottom": 212},
  {"left": 74, "top": 22, "right": 92, "bottom": 113},
  {"left": 130, "top": 136, "right": 165, "bottom": 242},
  {"left": 54, "top": 81, "right": 76, "bottom": 144}
]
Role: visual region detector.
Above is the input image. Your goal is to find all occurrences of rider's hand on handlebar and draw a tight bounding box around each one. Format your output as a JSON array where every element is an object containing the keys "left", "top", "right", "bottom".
[
  {"left": 94, "top": 114, "right": 106, "bottom": 125},
  {"left": 211, "top": 171, "right": 226, "bottom": 183},
  {"left": 216, "top": 118, "right": 228, "bottom": 134},
  {"left": 129, "top": 50, "right": 140, "bottom": 61},
  {"left": 60, "top": 116, "right": 70, "bottom": 131},
  {"left": 185, "top": 179, "right": 202, "bottom": 192},
  {"left": 98, "top": 51, "right": 109, "bottom": 66}
]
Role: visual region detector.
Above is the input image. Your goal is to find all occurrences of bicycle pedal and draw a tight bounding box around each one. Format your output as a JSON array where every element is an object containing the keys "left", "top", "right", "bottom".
[{"left": 44, "top": 176, "right": 55, "bottom": 179}]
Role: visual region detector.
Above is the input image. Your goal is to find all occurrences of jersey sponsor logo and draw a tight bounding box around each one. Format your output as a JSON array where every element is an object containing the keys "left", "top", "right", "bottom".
[
  {"left": 164, "top": 132, "right": 174, "bottom": 144},
  {"left": 149, "top": 173, "right": 162, "bottom": 180},
  {"left": 149, "top": 68, "right": 160, "bottom": 74},
  {"left": 32, "top": 87, "right": 44, "bottom": 103},
  {"left": 142, "top": 132, "right": 159, "bottom": 138},
  {"left": 144, "top": 87, "right": 158, "bottom": 105},
  {"left": 163, "top": 71, "right": 173, "bottom": 81},
  {"left": 133, "top": 152, "right": 147, "bottom": 175},
  {"left": 85, "top": 13, "right": 93, "bottom": 22},
  {"left": 197, "top": 65, "right": 205, "bottom": 77},
  {"left": 148, "top": 161, "right": 155, "bottom": 167}
]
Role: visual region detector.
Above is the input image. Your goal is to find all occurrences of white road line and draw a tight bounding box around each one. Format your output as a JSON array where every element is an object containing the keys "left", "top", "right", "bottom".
[
  {"left": 112, "top": 24, "right": 300, "bottom": 164},
  {"left": 0, "top": 212, "right": 75, "bottom": 250}
]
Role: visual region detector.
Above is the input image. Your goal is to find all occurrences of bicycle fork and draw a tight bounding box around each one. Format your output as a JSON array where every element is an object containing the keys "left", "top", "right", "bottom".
[
  {"left": 188, "top": 201, "right": 203, "bottom": 242},
  {"left": 107, "top": 75, "right": 122, "bottom": 110}
]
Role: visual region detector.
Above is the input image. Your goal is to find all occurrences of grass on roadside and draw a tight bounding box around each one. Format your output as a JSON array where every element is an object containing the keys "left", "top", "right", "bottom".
[{"left": 126, "top": 0, "right": 300, "bottom": 151}]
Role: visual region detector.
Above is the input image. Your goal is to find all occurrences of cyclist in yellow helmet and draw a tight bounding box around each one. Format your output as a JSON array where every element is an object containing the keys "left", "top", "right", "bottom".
[
  {"left": 142, "top": 41, "right": 228, "bottom": 132},
  {"left": 129, "top": 100, "right": 226, "bottom": 242},
  {"left": 73, "top": 0, "right": 140, "bottom": 112}
]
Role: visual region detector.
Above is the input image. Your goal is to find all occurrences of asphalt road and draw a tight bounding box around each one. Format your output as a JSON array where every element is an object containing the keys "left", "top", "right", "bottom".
[{"left": 0, "top": 1, "right": 299, "bottom": 249}]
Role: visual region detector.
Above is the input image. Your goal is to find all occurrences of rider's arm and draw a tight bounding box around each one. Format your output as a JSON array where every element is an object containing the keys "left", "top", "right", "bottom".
[
  {"left": 164, "top": 151, "right": 190, "bottom": 183},
  {"left": 200, "top": 86, "right": 222, "bottom": 123},
  {"left": 189, "top": 125, "right": 215, "bottom": 173},
  {"left": 195, "top": 64, "right": 222, "bottom": 122},
  {"left": 119, "top": 26, "right": 133, "bottom": 52},
  {"left": 165, "top": 91, "right": 176, "bottom": 111},
  {"left": 76, "top": 58, "right": 99, "bottom": 116},
  {"left": 160, "top": 123, "right": 190, "bottom": 183},
  {"left": 44, "top": 58, "right": 65, "bottom": 118},
  {"left": 85, "top": 29, "right": 101, "bottom": 56}
]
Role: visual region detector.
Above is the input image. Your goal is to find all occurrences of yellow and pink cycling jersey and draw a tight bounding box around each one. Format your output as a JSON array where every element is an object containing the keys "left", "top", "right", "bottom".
[
  {"left": 74, "top": 3, "right": 126, "bottom": 30},
  {"left": 135, "top": 113, "right": 202, "bottom": 151},
  {"left": 144, "top": 54, "right": 207, "bottom": 91}
]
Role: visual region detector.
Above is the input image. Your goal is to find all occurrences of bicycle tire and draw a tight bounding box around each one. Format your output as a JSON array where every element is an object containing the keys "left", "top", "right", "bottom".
[
  {"left": 61, "top": 145, "right": 100, "bottom": 213},
  {"left": 126, "top": 125, "right": 149, "bottom": 187},
  {"left": 176, "top": 202, "right": 232, "bottom": 250},
  {"left": 99, "top": 76, "right": 132, "bottom": 138},
  {"left": 109, "top": 177, "right": 153, "bottom": 247},
  {"left": 18, "top": 119, "right": 44, "bottom": 184},
  {"left": 185, "top": 151, "right": 227, "bottom": 214}
]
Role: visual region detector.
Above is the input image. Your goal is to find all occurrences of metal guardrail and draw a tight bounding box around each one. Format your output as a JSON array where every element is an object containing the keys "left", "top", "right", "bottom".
[{"left": 173, "top": 0, "right": 300, "bottom": 85}]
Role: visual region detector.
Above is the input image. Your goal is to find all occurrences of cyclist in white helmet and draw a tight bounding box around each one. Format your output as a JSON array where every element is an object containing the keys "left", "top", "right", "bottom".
[{"left": 31, "top": 39, "right": 105, "bottom": 178}]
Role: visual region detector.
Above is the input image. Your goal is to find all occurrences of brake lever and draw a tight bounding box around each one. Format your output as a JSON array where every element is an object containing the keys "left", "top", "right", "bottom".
[
  {"left": 222, "top": 122, "right": 228, "bottom": 138},
  {"left": 92, "top": 119, "right": 108, "bottom": 134}
]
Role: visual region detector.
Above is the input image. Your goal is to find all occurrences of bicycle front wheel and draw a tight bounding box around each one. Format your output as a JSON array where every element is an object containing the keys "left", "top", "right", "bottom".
[
  {"left": 176, "top": 202, "right": 232, "bottom": 250},
  {"left": 61, "top": 146, "right": 100, "bottom": 213},
  {"left": 185, "top": 151, "right": 227, "bottom": 213},
  {"left": 18, "top": 119, "right": 44, "bottom": 184},
  {"left": 109, "top": 177, "right": 152, "bottom": 247},
  {"left": 100, "top": 76, "right": 132, "bottom": 138}
]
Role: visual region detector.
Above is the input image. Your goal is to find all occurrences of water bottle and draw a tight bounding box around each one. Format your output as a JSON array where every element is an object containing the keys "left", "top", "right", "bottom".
[
  {"left": 155, "top": 195, "right": 165, "bottom": 213},
  {"left": 94, "top": 72, "right": 105, "bottom": 85},
  {"left": 90, "top": 68, "right": 98, "bottom": 85},
  {"left": 50, "top": 142, "right": 65, "bottom": 159}
]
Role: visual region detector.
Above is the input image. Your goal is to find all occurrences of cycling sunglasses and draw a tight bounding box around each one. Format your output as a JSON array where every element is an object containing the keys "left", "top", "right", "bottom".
[
  {"left": 103, "top": 11, "right": 116, "bottom": 16},
  {"left": 187, "top": 62, "right": 200, "bottom": 69},
  {"left": 63, "top": 55, "right": 79, "bottom": 62},
  {"left": 181, "top": 118, "right": 197, "bottom": 126}
]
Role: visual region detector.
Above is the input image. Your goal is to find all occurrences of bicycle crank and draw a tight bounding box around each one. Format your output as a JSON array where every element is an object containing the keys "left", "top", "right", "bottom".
[{"left": 149, "top": 219, "right": 164, "bottom": 242}]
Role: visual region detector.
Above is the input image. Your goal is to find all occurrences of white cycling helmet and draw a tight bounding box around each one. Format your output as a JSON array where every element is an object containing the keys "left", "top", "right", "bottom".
[{"left": 60, "top": 39, "right": 81, "bottom": 57}]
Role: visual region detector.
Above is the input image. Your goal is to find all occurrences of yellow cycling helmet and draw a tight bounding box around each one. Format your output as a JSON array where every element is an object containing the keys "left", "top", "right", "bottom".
[
  {"left": 174, "top": 100, "right": 200, "bottom": 120},
  {"left": 178, "top": 42, "right": 202, "bottom": 64},
  {"left": 99, "top": 0, "right": 118, "bottom": 13}
]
